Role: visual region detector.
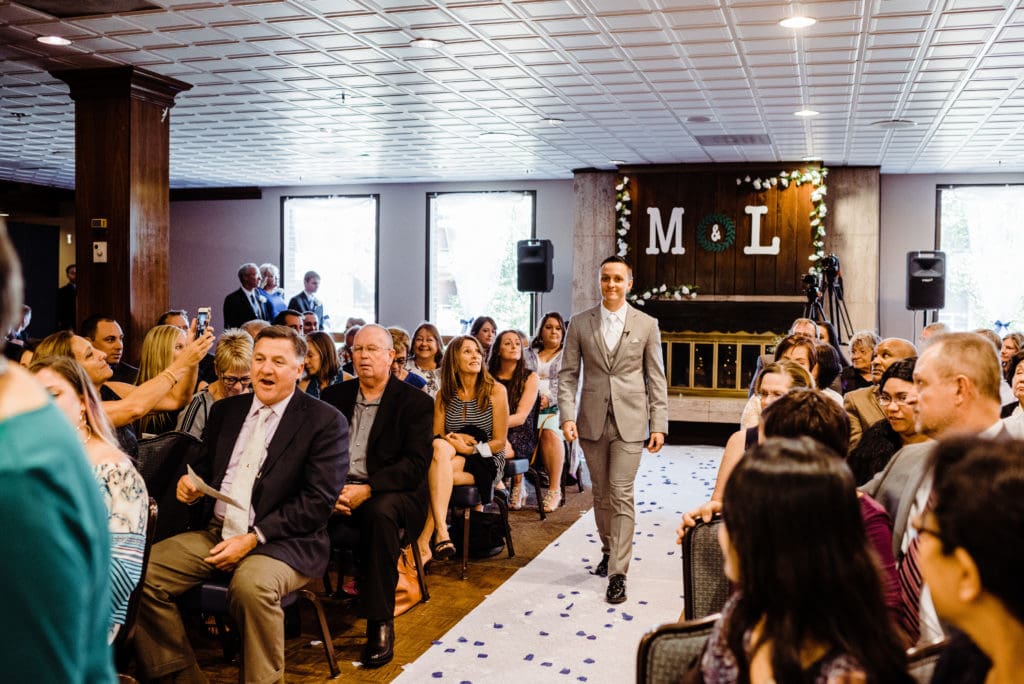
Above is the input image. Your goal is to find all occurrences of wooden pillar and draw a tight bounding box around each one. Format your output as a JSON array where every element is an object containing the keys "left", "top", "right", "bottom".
[
  {"left": 827, "top": 166, "right": 881, "bottom": 335},
  {"left": 50, "top": 66, "right": 191, "bottom": 363},
  {"left": 570, "top": 169, "right": 617, "bottom": 314}
]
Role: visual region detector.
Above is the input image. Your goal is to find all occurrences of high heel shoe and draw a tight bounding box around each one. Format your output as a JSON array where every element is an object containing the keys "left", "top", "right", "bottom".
[
  {"left": 542, "top": 489, "right": 562, "bottom": 513},
  {"left": 510, "top": 481, "right": 525, "bottom": 510}
]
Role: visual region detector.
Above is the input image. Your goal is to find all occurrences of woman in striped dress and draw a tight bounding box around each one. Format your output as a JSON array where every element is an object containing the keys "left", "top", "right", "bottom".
[{"left": 417, "top": 335, "right": 508, "bottom": 563}]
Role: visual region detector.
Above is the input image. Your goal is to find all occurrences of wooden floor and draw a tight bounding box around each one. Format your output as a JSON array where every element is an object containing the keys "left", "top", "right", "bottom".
[{"left": 161, "top": 484, "right": 593, "bottom": 683}]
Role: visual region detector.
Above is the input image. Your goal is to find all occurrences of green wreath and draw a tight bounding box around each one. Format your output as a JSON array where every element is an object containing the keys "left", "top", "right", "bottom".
[{"left": 696, "top": 213, "right": 736, "bottom": 253}]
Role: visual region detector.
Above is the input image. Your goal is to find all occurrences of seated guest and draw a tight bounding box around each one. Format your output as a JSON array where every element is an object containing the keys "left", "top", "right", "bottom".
[
  {"left": 1000, "top": 349, "right": 1024, "bottom": 418},
  {"left": 844, "top": 337, "right": 916, "bottom": 448},
  {"left": 35, "top": 326, "right": 213, "bottom": 457},
  {"left": 388, "top": 327, "right": 427, "bottom": 390},
  {"left": 470, "top": 316, "right": 497, "bottom": 357},
  {"left": 813, "top": 339, "right": 845, "bottom": 401},
  {"left": 848, "top": 358, "right": 929, "bottom": 485},
  {"left": 531, "top": 312, "right": 568, "bottom": 503},
  {"left": 176, "top": 329, "right": 254, "bottom": 439},
  {"left": 132, "top": 326, "right": 348, "bottom": 684},
  {"left": 695, "top": 437, "right": 911, "bottom": 683},
  {"left": 1000, "top": 332, "right": 1023, "bottom": 376},
  {"left": 340, "top": 324, "right": 360, "bottom": 375},
  {"left": 240, "top": 318, "right": 269, "bottom": 342},
  {"left": 259, "top": 262, "right": 288, "bottom": 320},
  {"left": 701, "top": 361, "right": 813, "bottom": 511},
  {"left": 158, "top": 309, "right": 219, "bottom": 387},
  {"left": 406, "top": 322, "right": 444, "bottom": 397},
  {"left": 30, "top": 356, "right": 149, "bottom": 642},
  {"left": 81, "top": 313, "right": 137, "bottom": 383},
  {"left": 321, "top": 325, "right": 433, "bottom": 668},
  {"left": 287, "top": 270, "right": 325, "bottom": 328},
  {"left": 417, "top": 335, "right": 508, "bottom": 563},
  {"left": 746, "top": 317, "right": 819, "bottom": 396},
  {"left": 840, "top": 330, "right": 880, "bottom": 394},
  {"left": 740, "top": 336, "right": 817, "bottom": 428},
  {"left": 0, "top": 224, "right": 114, "bottom": 683},
  {"left": 488, "top": 330, "right": 540, "bottom": 510},
  {"left": 134, "top": 324, "right": 192, "bottom": 436},
  {"left": 273, "top": 308, "right": 303, "bottom": 335},
  {"left": 919, "top": 438, "right": 1024, "bottom": 684},
  {"left": 223, "top": 262, "right": 271, "bottom": 328},
  {"left": 976, "top": 328, "right": 1014, "bottom": 406},
  {"left": 918, "top": 321, "right": 949, "bottom": 349},
  {"left": 302, "top": 311, "right": 319, "bottom": 335},
  {"left": 299, "top": 331, "right": 340, "bottom": 398}
]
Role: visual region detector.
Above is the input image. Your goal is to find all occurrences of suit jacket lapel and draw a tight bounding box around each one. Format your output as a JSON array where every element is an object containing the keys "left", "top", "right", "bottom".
[
  {"left": 609, "top": 305, "right": 637, "bottom": 369},
  {"left": 589, "top": 308, "right": 611, "bottom": 371},
  {"left": 258, "top": 390, "right": 305, "bottom": 480},
  {"left": 212, "top": 399, "right": 250, "bottom": 485}
]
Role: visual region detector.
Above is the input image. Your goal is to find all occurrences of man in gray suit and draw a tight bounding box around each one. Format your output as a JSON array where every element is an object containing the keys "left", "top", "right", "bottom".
[
  {"left": 861, "top": 331, "right": 1004, "bottom": 644},
  {"left": 558, "top": 255, "right": 668, "bottom": 604}
]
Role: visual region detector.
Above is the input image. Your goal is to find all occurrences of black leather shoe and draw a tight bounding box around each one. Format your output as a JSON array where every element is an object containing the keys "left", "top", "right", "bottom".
[
  {"left": 606, "top": 574, "right": 627, "bottom": 604},
  {"left": 362, "top": 619, "right": 394, "bottom": 668},
  {"left": 592, "top": 553, "right": 609, "bottom": 577}
]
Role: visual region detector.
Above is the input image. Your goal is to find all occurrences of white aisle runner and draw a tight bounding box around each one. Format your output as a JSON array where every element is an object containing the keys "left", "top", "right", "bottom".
[{"left": 395, "top": 445, "right": 720, "bottom": 684}]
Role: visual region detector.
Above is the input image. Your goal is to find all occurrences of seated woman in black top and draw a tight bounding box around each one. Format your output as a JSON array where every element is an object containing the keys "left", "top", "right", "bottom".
[
  {"left": 841, "top": 330, "right": 880, "bottom": 394},
  {"left": 487, "top": 330, "right": 540, "bottom": 510}
]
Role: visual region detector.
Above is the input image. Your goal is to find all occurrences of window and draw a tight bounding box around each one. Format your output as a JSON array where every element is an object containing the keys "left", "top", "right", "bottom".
[
  {"left": 281, "top": 195, "right": 378, "bottom": 329},
  {"left": 938, "top": 185, "right": 1024, "bottom": 332},
  {"left": 427, "top": 191, "right": 535, "bottom": 336}
]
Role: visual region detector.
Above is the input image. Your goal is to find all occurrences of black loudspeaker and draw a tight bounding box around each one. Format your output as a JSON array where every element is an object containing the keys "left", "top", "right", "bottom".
[
  {"left": 906, "top": 251, "right": 946, "bottom": 310},
  {"left": 517, "top": 239, "right": 554, "bottom": 292}
]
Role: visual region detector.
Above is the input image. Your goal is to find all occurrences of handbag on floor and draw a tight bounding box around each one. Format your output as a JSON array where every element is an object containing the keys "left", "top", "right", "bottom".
[
  {"left": 393, "top": 545, "right": 422, "bottom": 617},
  {"left": 450, "top": 507, "right": 506, "bottom": 558}
]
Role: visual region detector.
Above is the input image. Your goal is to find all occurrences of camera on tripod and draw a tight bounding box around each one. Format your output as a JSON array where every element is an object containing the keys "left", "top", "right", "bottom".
[{"left": 802, "top": 272, "right": 821, "bottom": 303}]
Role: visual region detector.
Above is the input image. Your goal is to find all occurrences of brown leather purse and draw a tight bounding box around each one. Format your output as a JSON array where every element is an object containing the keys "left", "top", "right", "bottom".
[{"left": 393, "top": 545, "right": 422, "bottom": 617}]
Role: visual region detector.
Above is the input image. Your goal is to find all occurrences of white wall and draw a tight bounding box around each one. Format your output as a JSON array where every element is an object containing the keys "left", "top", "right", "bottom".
[
  {"left": 879, "top": 172, "right": 1024, "bottom": 342},
  {"left": 170, "top": 179, "right": 574, "bottom": 334}
]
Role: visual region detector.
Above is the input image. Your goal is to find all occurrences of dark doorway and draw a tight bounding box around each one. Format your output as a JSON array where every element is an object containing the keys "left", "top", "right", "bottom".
[{"left": 7, "top": 221, "right": 60, "bottom": 337}]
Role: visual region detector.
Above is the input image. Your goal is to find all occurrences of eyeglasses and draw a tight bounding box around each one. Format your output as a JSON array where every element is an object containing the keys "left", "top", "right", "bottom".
[
  {"left": 350, "top": 345, "right": 390, "bottom": 355},
  {"left": 910, "top": 512, "right": 943, "bottom": 542},
  {"left": 392, "top": 356, "right": 407, "bottom": 365},
  {"left": 876, "top": 391, "right": 913, "bottom": 408},
  {"left": 221, "top": 375, "right": 251, "bottom": 387}
]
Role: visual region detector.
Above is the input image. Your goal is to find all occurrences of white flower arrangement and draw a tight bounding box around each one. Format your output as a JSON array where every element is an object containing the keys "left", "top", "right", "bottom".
[{"left": 736, "top": 167, "right": 829, "bottom": 275}]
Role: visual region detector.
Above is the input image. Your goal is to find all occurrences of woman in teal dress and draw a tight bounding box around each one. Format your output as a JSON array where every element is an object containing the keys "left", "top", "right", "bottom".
[{"left": 31, "top": 355, "right": 149, "bottom": 643}]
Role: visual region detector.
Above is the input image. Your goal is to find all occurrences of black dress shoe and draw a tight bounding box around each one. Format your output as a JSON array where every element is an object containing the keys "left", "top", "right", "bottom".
[
  {"left": 362, "top": 619, "right": 395, "bottom": 668},
  {"left": 606, "top": 574, "right": 627, "bottom": 604},
  {"left": 592, "top": 553, "right": 609, "bottom": 577}
]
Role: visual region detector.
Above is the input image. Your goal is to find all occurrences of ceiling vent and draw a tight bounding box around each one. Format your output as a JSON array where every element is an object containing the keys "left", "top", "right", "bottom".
[
  {"left": 17, "top": 1, "right": 158, "bottom": 18},
  {"left": 695, "top": 134, "right": 772, "bottom": 146}
]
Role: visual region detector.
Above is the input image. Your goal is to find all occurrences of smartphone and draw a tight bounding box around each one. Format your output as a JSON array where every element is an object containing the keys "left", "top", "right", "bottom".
[{"left": 196, "top": 307, "right": 210, "bottom": 338}]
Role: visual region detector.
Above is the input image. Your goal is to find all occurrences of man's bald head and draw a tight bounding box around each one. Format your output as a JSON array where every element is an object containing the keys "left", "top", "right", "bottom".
[{"left": 870, "top": 338, "right": 917, "bottom": 381}]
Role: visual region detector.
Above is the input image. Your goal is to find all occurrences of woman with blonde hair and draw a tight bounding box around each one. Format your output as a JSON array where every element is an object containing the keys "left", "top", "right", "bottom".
[
  {"left": 176, "top": 329, "right": 253, "bottom": 439},
  {"left": 417, "top": 335, "right": 508, "bottom": 562},
  {"left": 30, "top": 355, "right": 148, "bottom": 643},
  {"left": 134, "top": 324, "right": 190, "bottom": 436}
]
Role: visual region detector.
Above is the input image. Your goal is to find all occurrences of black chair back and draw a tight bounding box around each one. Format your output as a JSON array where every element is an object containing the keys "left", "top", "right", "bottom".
[
  {"left": 136, "top": 430, "right": 202, "bottom": 541},
  {"left": 682, "top": 514, "right": 730, "bottom": 620},
  {"left": 636, "top": 614, "right": 718, "bottom": 684}
]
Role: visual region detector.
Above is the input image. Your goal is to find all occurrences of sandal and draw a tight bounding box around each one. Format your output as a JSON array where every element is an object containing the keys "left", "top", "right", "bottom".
[
  {"left": 432, "top": 539, "right": 456, "bottom": 561},
  {"left": 543, "top": 489, "right": 562, "bottom": 513},
  {"left": 510, "top": 482, "right": 525, "bottom": 510}
]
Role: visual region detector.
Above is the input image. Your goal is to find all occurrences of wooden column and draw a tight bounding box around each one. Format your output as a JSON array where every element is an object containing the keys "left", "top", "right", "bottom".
[
  {"left": 827, "top": 166, "right": 881, "bottom": 335},
  {"left": 570, "top": 169, "right": 617, "bottom": 314},
  {"left": 50, "top": 66, "right": 191, "bottom": 363}
]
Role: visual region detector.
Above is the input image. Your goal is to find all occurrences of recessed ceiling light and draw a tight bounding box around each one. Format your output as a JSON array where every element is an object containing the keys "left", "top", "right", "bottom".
[
  {"left": 542, "top": 117, "right": 564, "bottom": 126},
  {"left": 779, "top": 16, "right": 816, "bottom": 29},
  {"left": 609, "top": 159, "right": 626, "bottom": 165},
  {"left": 794, "top": 109, "right": 820, "bottom": 117},
  {"left": 37, "top": 35, "right": 72, "bottom": 46},
  {"left": 409, "top": 37, "right": 444, "bottom": 49},
  {"left": 869, "top": 118, "right": 917, "bottom": 129},
  {"left": 479, "top": 132, "right": 516, "bottom": 142}
]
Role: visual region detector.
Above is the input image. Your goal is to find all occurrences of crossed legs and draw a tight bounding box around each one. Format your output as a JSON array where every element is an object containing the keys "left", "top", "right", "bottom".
[{"left": 417, "top": 439, "right": 474, "bottom": 561}]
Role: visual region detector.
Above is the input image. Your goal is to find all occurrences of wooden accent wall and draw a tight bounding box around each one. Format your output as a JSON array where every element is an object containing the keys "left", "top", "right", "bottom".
[
  {"left": 622, "top": 163, "right": 819, "bottom": 298},
  {"left": 51, "top": 66, "right": 190, "bottom": 362}
]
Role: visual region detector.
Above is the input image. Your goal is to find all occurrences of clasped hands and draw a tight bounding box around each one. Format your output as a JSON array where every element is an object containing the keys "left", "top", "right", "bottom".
[{"left": 334, "top": 483, "right": 372, "bottom": 515}]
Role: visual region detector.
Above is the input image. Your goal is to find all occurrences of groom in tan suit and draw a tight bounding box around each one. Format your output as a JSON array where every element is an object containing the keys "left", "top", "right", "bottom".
[{"left": 558, "top": 255, "right": 669, "bottom": 604}]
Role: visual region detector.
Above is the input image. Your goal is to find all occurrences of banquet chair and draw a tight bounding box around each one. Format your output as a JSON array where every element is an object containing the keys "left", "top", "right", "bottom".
[
  {"left": 636, "top": 614, "right": 719, "bottom": 684},
  {"left": 681, "top": 514, "right": 731, "bottom": 620},
  {"left": 907, "top": 638, "right": 948, "bottom": 683},
  {"left": 135, "top": 430, "right": 202, "bottom": 541}
]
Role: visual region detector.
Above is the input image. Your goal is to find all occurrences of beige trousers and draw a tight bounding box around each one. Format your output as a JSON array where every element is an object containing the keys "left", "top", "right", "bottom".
[
  {"left": 579, "top": 416, "right": 643, "bottom": 577},
  {"left": 133, "top": 527, "right": 309, "bottom": 684}
]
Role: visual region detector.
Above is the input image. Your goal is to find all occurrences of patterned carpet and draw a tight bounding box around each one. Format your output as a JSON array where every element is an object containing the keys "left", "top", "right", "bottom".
[{"left": 394, "top": 445, "right": 721, "bottom": 683}]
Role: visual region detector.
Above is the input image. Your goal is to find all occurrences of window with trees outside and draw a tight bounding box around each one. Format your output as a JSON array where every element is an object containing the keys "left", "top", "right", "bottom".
[
  {"left": 427, "top": 191, "right": 535, "bottom": 336},
  {"left": 281, "top": 195, "right": 378, "bottom": 330},
  {"left": 938, "top": 184, "right": 1024, "bottom": 333}
]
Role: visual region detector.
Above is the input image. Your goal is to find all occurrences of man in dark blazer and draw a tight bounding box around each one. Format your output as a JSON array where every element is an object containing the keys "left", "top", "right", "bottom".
[
  {"left": 223, "top": 262, "right": 272, "bottom": 329},
  {"left": 320, "top": 324, "right": 432, "bottom": 668},
  {"left": 288, "top": 270, "right": 325, "bottom": 327},
  {"left": 133, "top": 325, "right": 348, "bottom": 683}
]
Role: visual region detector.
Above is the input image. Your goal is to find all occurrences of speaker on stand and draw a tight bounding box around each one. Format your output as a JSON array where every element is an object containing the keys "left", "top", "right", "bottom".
[
  {"left": 906, "top": 250, "right": 946, "bottom": 340},
  {"left": 517, "top": 239, "right": 553, "bottom": 332}
]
